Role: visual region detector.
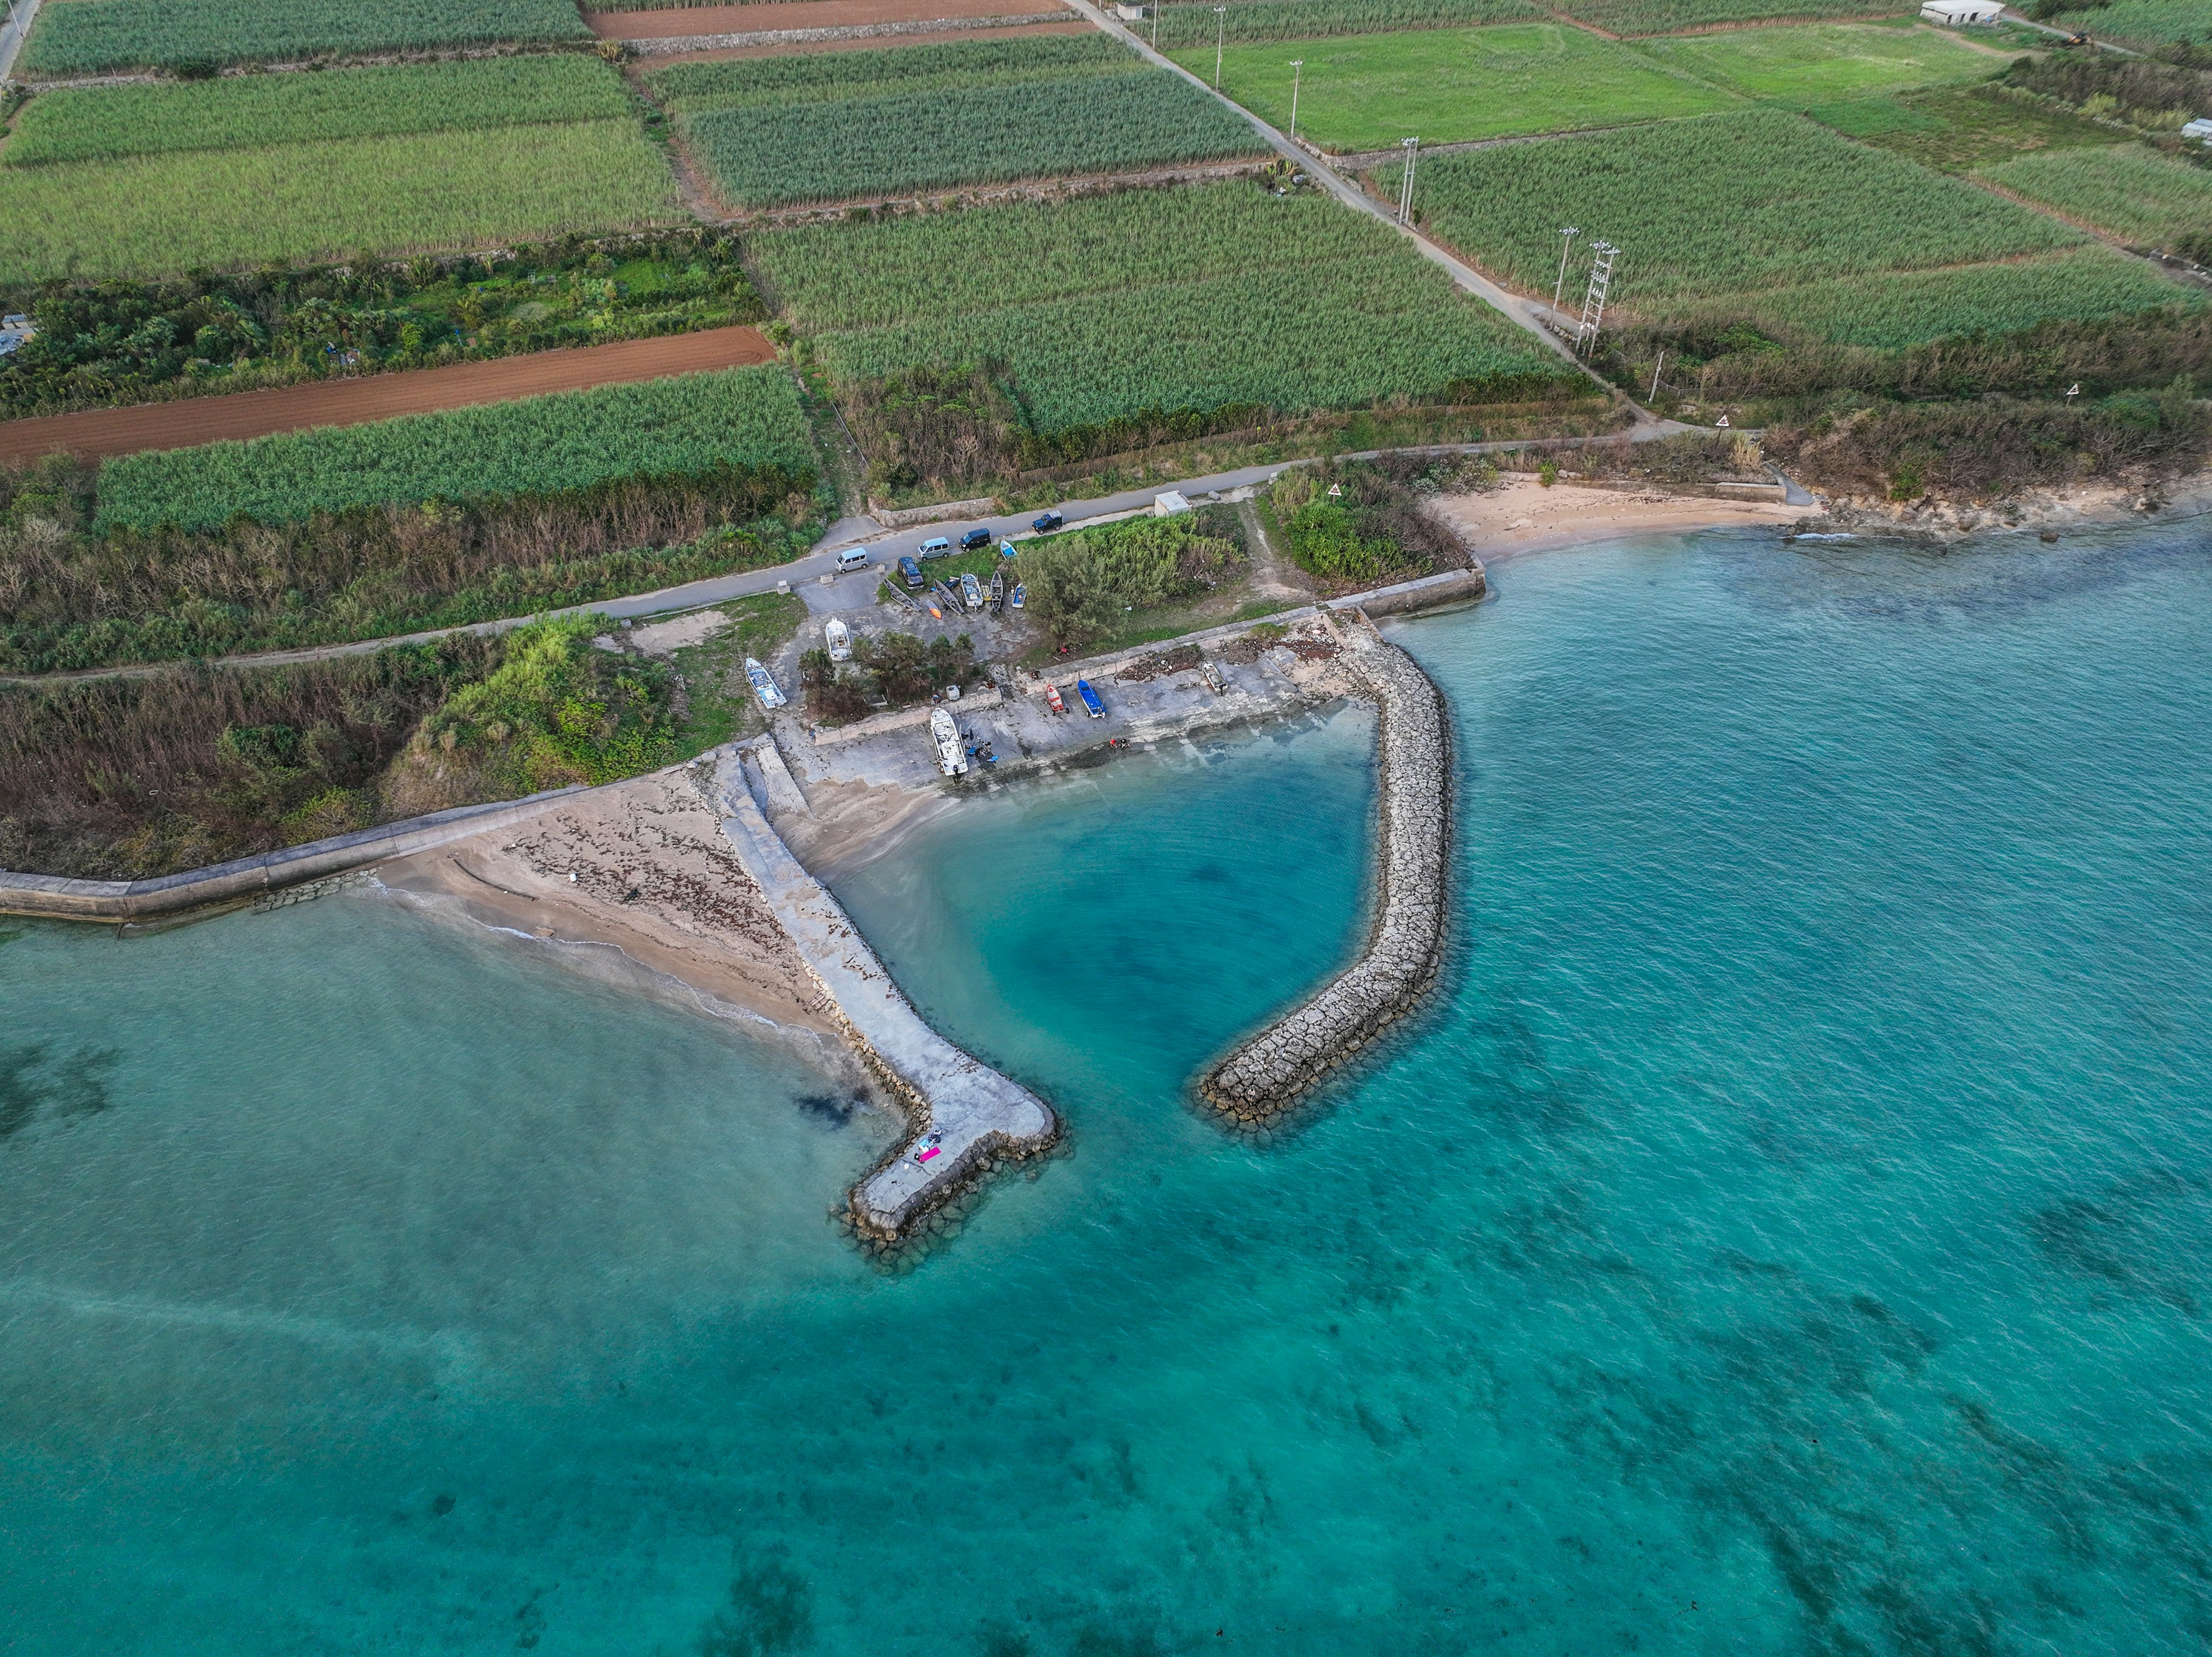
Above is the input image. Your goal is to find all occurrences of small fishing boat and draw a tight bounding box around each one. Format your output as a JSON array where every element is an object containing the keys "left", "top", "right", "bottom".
[
  {"left": 934, "top": 580, "right": 964, "bottom": 613},
  {"left": 824, "top": 618, "right": 851, "bottom": 662},
  {"left": 990, "top": 571, "right": 1006, "bottom": 613},
  {"left": 1010, "top": 583, "right": 1025, "bottom": 611},
  {"left": 1076, "top": 678, "right": 1105, "bottom": 719},
  {"left": 961, "top": 572, "right": 984, "bottom": 610},
  {"left": 1200, "top": 660, "right": 1226, "bottom": 695},
  {"left": 930, "top": 705, "right": 968, "bottom": 776},
  {"left": 1043, "top": 681, "right": 1065, "bottom": 715},
  {"left": 744, "top": 657, "right": 785, "bottom": 710}
]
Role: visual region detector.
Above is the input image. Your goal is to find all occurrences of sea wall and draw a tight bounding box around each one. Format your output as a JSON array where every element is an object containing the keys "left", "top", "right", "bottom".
[
  {"left": 1199, "top": 615, "right": 1452, "bottom": 1124},
  {"left": 713, "top": 739, "right": 1058, "bottom": 1245}
]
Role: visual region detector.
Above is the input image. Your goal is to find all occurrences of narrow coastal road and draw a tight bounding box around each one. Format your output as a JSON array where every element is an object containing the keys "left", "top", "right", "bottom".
[
  {"left": 0, "top": 0, "right": 43, "bottom": 80},
  {"left": 2, "top": 426, "right": 1749, "bottom": 687}
]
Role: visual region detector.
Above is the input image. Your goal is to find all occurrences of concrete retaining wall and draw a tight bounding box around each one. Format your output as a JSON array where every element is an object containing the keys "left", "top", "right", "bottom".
[
  {"left": 0, "top": 784, "right": 594, "bottom": 922},
  {"left": 1199, "top": 615, "right": 1451, "bottom": 1123},
  {"left": 714, "top": 740, "right": 1056, "bottom": 1243}
]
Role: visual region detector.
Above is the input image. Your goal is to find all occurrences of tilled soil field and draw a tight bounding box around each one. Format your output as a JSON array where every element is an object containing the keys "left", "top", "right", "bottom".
[{"left": 0, "top": 326, "right": 779, "bottom": 463}]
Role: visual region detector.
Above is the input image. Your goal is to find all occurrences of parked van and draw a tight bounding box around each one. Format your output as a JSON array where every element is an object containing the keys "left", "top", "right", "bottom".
[
  {"left": 959, "top": 527, "right": 993, "bottom": 551},
  {"left": 835, "top": 548, "right": 871, "bottom": 573},
  {"left": 897, "top": 555, "right": 923, "bottom": 589},
  {"left": 918, "top": 536, "right": 951, "bottom": 559}
]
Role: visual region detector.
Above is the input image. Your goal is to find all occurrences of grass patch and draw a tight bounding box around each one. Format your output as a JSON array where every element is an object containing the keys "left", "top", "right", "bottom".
[
  {"left": 667, "top": 593, "right": 809, "bottom": 752},
  {"left": 1389, "top": 107, "right": 2082, "bottom": 306},
  {"left": 1176, "top": 22, "right": 1734, "bottom": 151},
  {"left": 1545, "top": 0, "right": 1922, "bottom": 35},
  {"left": 92, "top": 366, "right": 816, "bottom": 532},
  {"left": 680, "top": 69, "right": 1261, "bottom": 207},
  {"left": 1150, "top": 0, "right": 1538, "bottom": 47},
  {"left": 18, "top": 0, "right": 589, "bottom": 77},
  {"left": 1631, "top": 20, "right": 2003, "bottom": 103},
  {"left": 755, "top": 181, "right": 1578, "bottom": 467},
  {"left": 1978, "top": 143, "right": 2212, "bottom": 249},
  {"left": 2, "top": 56, "right": 632, "bottom": 168},
  {"left": 1806, "top": 82, "right": 2132, "bottom": 170},
  {"left": 0, "top": 120, "right": 683, "bottom": 285},
  {"left": 2036, "top": 0, "right": 2212, "bottom": 51}
]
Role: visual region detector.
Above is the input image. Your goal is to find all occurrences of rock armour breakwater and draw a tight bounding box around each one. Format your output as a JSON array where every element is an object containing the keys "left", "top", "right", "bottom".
[{"left": 1200, "top": 616, "right": 1451, "bottom": 1124}]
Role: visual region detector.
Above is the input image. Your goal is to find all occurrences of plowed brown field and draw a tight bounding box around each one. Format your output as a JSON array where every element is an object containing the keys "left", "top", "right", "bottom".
[
  {"left": 0, "top": 326, "right": 779, "bottom": 464},
  {"left": 587, "top": 0, "right": 1069, "bottom": 38}
]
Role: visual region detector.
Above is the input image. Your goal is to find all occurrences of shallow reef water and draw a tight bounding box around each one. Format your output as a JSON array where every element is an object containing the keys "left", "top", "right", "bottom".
[{"left": 4, "top": 522, "right": 2211, "bottom": 1654}]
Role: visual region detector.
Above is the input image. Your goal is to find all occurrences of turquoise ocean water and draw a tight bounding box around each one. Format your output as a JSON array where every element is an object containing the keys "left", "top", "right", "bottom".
[{"left": 5, "top": 523, "right": 2211, "bottom": 1654}]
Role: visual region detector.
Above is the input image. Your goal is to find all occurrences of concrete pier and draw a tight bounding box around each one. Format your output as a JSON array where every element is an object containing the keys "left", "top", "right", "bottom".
[
  {"left": 1199, "top": 613, "right": 1452, "bottom": 1123},
  {"left": 710, "top": 740, "right": 1057, "bottom": 1242}
]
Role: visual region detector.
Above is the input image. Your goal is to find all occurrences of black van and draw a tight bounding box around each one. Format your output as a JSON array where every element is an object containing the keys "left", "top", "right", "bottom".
[
  {"left": 959, "top": 527, "right": 993, "bottom": 552},
  {"left": 897, "top": 555, "right": 923, "bottom": 590}
]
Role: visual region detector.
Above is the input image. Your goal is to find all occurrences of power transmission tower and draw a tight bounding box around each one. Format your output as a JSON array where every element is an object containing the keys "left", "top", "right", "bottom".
[
  {"left": 1396, "top": 137, "right": 1419, "bottom": 225},
  {"left": 1574, "top": 241, "right": 1617, "bottom": 357}
]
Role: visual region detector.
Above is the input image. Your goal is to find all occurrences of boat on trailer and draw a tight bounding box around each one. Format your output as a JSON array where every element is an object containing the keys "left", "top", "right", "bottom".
[
  {"left": 1043, "top": 681, "right": 1065, "bottom": 715},
  {"left": 1076, "top": 678, "right": 1105, "bottom": 718},
  {"left": 745, "top": 657, "right": 786, "bottom": 710},
  {"left": 930, "top": 705, "right": 968, "bottom": 776}
]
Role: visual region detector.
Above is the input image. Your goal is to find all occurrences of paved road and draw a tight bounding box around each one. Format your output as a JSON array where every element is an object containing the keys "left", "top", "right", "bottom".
[
  {"left": 0, "top": 0, "right": 43, "bottom": 80},
  {"left": 3, "top": 426, "right": 1758, "bottom": 686}
]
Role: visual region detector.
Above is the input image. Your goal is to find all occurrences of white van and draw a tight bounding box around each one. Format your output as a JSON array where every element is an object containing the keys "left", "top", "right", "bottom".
[{"left": 835, "top": 548, "right": 872, "bottom": 573}]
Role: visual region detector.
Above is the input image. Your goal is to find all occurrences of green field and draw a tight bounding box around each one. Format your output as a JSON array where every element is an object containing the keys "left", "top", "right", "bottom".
[
  {"left": 0, "top": 122, "right": 681, "bottom": 283},
  {"left": 681, "top": 71, "right": 1263, "bottom": 206},
  {"left": 1805, "top": 82, "right": 2128, "bottom": 170},
  {"left": 1546, "top": 0, "right": 1919, "bottom": 32},
  {"left": 17, "top": 0, "right": 589, "bottom": 76},
  {"left": 3, "top": 56, "right": 633, "bottom": 168},
  {"left": 1175, "top": 23, "right": 1732, "bottom": 151},
  {"left": 1391, "top": 109, "right": 2082, "bottom": 305},
  {"left": 1633, "top": 20, "right": 2003, "bottom": 102},
  {"left": 1979, "top": 143, "right": 2212, "bottom": 247},
  {"left": 1149, "top": 0, "right": 1539, "bottom": 47},
  {"left": 1712, "top": 248, "right": 2200, "bottom": 345},
  {"left": 2039, "top": 0, "right": 2212, "bottom": 50},
  {"left": 643, "top": 33, "right": 1136, "bottom": 111},
  {"left": 753, "top": 183, "right": 1575, "bottom": 436},
  {"left": 93, "top": 367, "right": 817, "bottom": 533}
]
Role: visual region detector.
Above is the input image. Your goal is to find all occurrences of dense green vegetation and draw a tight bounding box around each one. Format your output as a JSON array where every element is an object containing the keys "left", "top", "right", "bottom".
[
  {"left": 2008, "top": 36, "right": 2212, "bottom": 136},
  {"left": 0, "top": 122, "right": 683, "bottom": 285},
  {"left": 1545, "top": 0, "right": 1921, "bottom": 34},
  {"left": 1150, "top": 0, "right": 1538, "bottom": 47},
  {"left": 0, "top": 231, "right": 763, "bottom": 421},
  {"left": 1805, "top": 81, "right": 2126, "bottom": 169},
  {"left": 0, "top": 633, "right": 506, "bottom": 880},
  {"left": 17, "top": 0, "right": 589, "bottom": 77},
  {"left": 1266, "top": 459, "right": 1472, "bottom": 585},
  {"left": 643, "top": 35, "right": 1135, "bottom": 111},
  {"left": 1979, "top": 143, "right": 2212, "bottom": 251},
  {"left": 2032, "top": 0, "right": 2212, "bottom": 51},
  {"left": 755, "top": 183, "right": 1577, "bottom": 482},
  {"left": 680, "top": 63, "right": 1261, "bottom": 207},
  {"left": 2, "top": 56, "right": 632, "bottom": 168},
  {"left": 1632, "top": 20, "right": 2003, "bottom": 101},
  {"left": 1706, "top": 249, "right": 2199, "bottom": 347},
  {"left": 93, "top": 366, "right": 816, "bottom": 533},
  {"left": 1389, "top": 109, "right": 2081, "bottom": 306},
  {"left": 1020, "top": 513, "right": 1247, "bottom": 644},
  {"left": 1, "top": 447, "right": 821, "bottom": 673},
  {"left": 799, "top": 631, "right": 978, "bottom": 721},
  {"left": 1176, "top": 23, "right": 1734, "bottom": 151}
]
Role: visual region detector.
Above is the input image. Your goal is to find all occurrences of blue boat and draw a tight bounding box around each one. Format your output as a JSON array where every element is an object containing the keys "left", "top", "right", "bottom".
[
  {"left": 1010, "top": 582, "right": 1025, "bottom": 610},
  {"left": 1075, "top": 678, "right": 1105, "bottom": 718}
]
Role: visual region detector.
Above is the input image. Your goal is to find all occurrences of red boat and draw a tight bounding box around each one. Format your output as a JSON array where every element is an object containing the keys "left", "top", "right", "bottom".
[{"left": 1044, "top": 681, "right": 1066, "bottom": 715}]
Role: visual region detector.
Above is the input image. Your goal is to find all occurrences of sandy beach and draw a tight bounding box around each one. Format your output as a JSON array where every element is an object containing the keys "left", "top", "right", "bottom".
[
  {"left": 377, "top": 766, "right": 844, "bottom": 1042},
  {"left": 1430, "top": 475, "right": 1808, "bottom": 559}
]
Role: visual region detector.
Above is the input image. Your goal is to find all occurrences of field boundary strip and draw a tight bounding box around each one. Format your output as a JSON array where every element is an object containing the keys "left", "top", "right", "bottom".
[{"left": 0, "top": 327, "right": 778, "bottom": 464}]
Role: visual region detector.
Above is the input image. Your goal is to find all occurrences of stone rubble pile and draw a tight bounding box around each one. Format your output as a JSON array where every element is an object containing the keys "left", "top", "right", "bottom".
[{"left": 1200, "top": 617, "right": 1451, "bottom": 1124}]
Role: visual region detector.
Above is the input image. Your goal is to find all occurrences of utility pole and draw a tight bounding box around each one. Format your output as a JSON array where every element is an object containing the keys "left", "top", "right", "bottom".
[
  {"left": 1151, "top": 1, "right": 1158, "bottom": 48},
  {"left": 1649, "top": 349, "right": 1665, "bottom": 403},
  {"left": 1397, "top": 136, "right": 1419, "bottom": 225},
  {"left": 1552, "top": 226, "right": 1579, "bottom": 320},
  {"left": 1214, "top": 6, "right": 1226, "bottom": 88},
  {"left": 1289, "top": 59, "right": 1303, "bottom": 143},
  {"left": 1575, "top": 241, "right": 1617, "bottom": 357}
]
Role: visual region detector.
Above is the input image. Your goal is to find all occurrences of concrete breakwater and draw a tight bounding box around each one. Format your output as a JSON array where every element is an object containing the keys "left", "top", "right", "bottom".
[
  {"left": 1200, "top": 615, "right": 1452, "bottom": 1124},
  {"left": 713, "top": 739, "right": 1058, "bottom": 1245}
]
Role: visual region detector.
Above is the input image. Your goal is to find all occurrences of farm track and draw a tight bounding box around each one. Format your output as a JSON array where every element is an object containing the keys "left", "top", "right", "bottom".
[
  {"left": 585, "top": 0, "right": 1073, "bottom": 41},
  {"left": 0, "top": 327, "right": 779, "bottom": 463}
]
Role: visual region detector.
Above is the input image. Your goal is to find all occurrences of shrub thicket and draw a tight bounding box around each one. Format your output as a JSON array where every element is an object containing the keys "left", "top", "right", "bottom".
[{"left": 1022, "top": 514, "right": 1244, "bottom": 643}]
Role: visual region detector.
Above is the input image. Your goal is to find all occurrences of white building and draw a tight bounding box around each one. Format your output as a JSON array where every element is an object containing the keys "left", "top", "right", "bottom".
[
  {"left": 1921, "top": 0, "right": 2003, "bottom": 22},
  {"left": 2183, "top": 117, "right": 2212, "bottom": 143},
  {"left": 1152, "top": 490, "right": 1191, "bottom": 517}
]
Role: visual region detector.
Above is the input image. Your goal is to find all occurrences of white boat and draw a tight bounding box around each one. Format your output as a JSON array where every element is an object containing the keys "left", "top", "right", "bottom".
[
  {"left": 824, "top": 618, "right": 851, "bottom": 662},
  {"left": 744, "top": 657, "right": 786, "bottom": 710},
  {"left": 961, "top": 572, "right": 984, "bottom": 609},
  {"left": 930, "top": 706, "right": 968, "bottom": 776}
]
